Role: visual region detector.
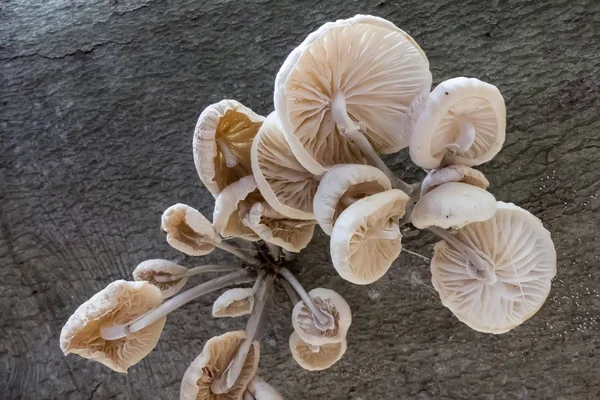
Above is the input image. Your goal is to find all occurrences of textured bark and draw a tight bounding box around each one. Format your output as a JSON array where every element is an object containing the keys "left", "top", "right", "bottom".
[{"left": 1, "top": 0, "right": 600, "bottom": 399}]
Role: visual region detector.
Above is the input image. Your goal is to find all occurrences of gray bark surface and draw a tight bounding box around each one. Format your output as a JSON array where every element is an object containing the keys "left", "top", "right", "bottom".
[{"left": 1, "top": 0, "right": 599, "bottom": 399}]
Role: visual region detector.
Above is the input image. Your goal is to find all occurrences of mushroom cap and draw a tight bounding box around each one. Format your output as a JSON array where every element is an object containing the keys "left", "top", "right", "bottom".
[
  {"left": 411, "top": 182, "right": 497, "bottom": 229},
  {"left": 213, "top": 175, "right": 262, "bottom": 241},
  {"left": 132, "top": 259, "right": 188, "bottom": 298},
  {"left": 251, "top": 112, "right": 319, "bottom": 220},
  {"left": 291, "top": 288, "right": 352, "bottom": 346},
  {"left": 243, "top": 202, "right": 315, "bottom": 253},
  {"left": 313, "top": 164, "right": 392, "bottom": 235},
  {"left": 420, "top": 164, "right": 489, "bottom": 197},
  {"left": 409, "top": 77, "right": 506, "bottom": 169},
  {"left": 212, "top": 288, "right": 255, "bottom": 318},
  {"left": 162, "top": 203, "right": 221, "bottom": 256},
  {"left": 274, "top": 14, "right": 431, "bottom": 175},
  {"left": 180, "top": 331, "right": 260, "bottom": 400},
  {"left": 246, "top": 377, "right": 283, "bottom": 400},
  {"left": 193, "top": 100, "right": 265, "bottom": 196},
  {"left": 330, "top": 189, "right": 409, "bottom": 284},
  {"left": 431, "top": 202, "right": 557, "bottom": 334},
  {"left": 60, "top": 280, "right": 165, "bottom": 373},
  {"left": 289, "top": 332, "right": 347, "bottom": 371}
]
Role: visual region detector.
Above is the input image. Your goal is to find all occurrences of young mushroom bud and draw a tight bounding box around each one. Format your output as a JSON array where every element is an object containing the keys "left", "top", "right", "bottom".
[
  {"left": 431, "top": 202, "right": 557, "bottom": 333},
  {"left": 133, "top": 259, "right": 188, "bottom": 298},
  {"left": 420, "top": 164, "right": 489, "bottom": 197},
  {"left": 213, "top": 175, "right": 262, "bottom": 241},
  {"left": 60, "top": 280, "right": 165, "bottom": 373},
  {"left": 162, "top": 203, "right": 221, "bottom": 256},
  {"left": 313, "top": 164, "right": 392, "bottom": 236},
  {"left": 330, "top": 189, "right": 409, "bottom": 284},
  {"left": 289, "top": 332, "right": 347, "bottom": 371},
  {"left": 180, "top": 331, "right": 260, "bottom": 400},
  {"left": 411, "top": 182, "right": 497, "bottom": 230},
  {"left": 194, "top": 100, "right": 264, "bottom": 197},
  {"left": 212, "top": 288, "right": 255, "bottom": 318},
  {"left": 292, "top": 288, "right": 351, "bottom": 346}
]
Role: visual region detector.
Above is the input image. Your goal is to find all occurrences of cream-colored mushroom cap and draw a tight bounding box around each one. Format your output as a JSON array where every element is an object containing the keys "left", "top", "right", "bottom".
[
  {"left": 133, "top": 259, "right": 188, "bottom": 298},
  {"left": 245, "top": 377, "right": 283, "bottom": 400},
  {"left": 330, "top": 189, "right": 409, "bottom": 284},
  {"left": 212, "top": 288, "right": 254, "bottom": 318},
  {"left": 251, "top": 111, "right": 319, "bottom": 220},
  {"left": 213, "top": 175, "right": 262, "bottom": 241},
  {"left": 313, "top": 164, "right": 392, "bottom": 235},
  {"left": 420, "top": 164, "right": 489, "bottom": 197},
  {"left": 193, "top": 100, "right": 265, "bottom": 196},
  {"left": 274, "top": 14, "right": 432, "bottom": 175},
  {"left": 180, "top": 331, "right": 260, "bottom": 400},
  {"left": 60, "top": 280, "right": 165, "bottom": 373},
  {"left": 289, "top": 332, "right": 347, "bottom": 371},
  {"left": 162, "top": 203, "right": 221, "bottom": 256},
  {"left": 409, "top": 77, "right": 506, "bottom": 169},
  {"left": 292, "top": 288, "right": 352, "bottom": 346},
  {"left": 242, "top": 202, "right": 315, "bottom": 253},
  {"left": 411, "top": 182, "right": 497, "bottom": 230},
  {"left": 431, "top": 202, "right": 557, "bottom": 334}
]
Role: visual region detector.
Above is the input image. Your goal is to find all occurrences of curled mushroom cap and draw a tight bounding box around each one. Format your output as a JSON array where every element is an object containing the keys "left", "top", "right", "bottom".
[
  {"left": 181, "top": 331, "right": 260, "bottom": 400},
  {"left": 313, "top": 164, "right": 392, "bottom": 235},
  {"left": 212, "top": 288, "right": 255, "bottom": 318},
  {"left": 289, "top": 332, "right": 347, "bottom": 371},
  {"left": 213, "top": 175, "right": 262, "bottom": 241},
  {"left": 421, "top": 164, "right": 489, "bottom": 197},
  {"left": 411, "top": 182, "right": 497, "bottom": 230},
  {"left": 251, "top": 112, "right": 320, "bottom": 220},
  {"left": 243, "top": 202, "right": 315, "bottom": 253},
  {"left": 330, "top": 189, "right": 409, "bottom": 284},
  {"left": 431, "top": 202, "right": 557, "bottom": 334},
  {"left": 292, "top": 288, "right": 352, "bottom": 346},
  {"left": 60, "top": 280, "right": 165, "bottom": 373},
  {"left": 162, "top": 203, "right": 221, "bottom": 256},
  {"left": 133, "top": 259, "right": 188, "bottom": 298},
  {"left": 246, "top": 377, "right": 283, "bottom": 400},
  {"left": 410, "top": 77, "right": 506, "bottom": 169},
  {"left": 193, "top": 100, "right": 265, "bottom": 196},
  {"left": 275, "top": 14, "right": 431, "bottom": 175}
]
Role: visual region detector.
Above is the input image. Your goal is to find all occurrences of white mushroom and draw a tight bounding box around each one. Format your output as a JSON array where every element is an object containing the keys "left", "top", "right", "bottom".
[
  {"left": 213, "top": 175, "right": 262, "bottom": 241},
  {"left": 162, "top": 203, "right": 221, "bottom": 256},
  {"left": 411, "top": 182, "right": 497, "bottom": 229},
  {"left": 243, "top": 202, "right": 315, "bottom": 253},
  {"left": 193, "top": 100, "right": 264, "bottom": 196},
  {"left": 289, "top": 332, "right": 347, "bottom": 371},
  {"left": 251, "top": 112, "right": 320, "bottom": 220},
  {"left": 420, "top": 164, "right": 489, "bottom": 197},
  {"left": 59, "top": 280, "right": 165, "bottom": 373},
  {"left": 313, "top": 164, "right": 392, "bottom": 235},
  {"left": 275, "top": 14, "right": 431, "bottom": 176},
  {"left": 410, "top": 77, "right": 506, "bottom": 169},
  {"left": 431, "top": 202, "right": 557, "bottom": 334},
  {"left": 132, "top": 259, "right": 188, "bottom": 298},
  {"left": 291, "top": 288, "right": 352, "bottom": 346},
  {"left": 212, "top": 288, "right": 255, "bottom": 318},
  {"left": 330, "top": 189, "right": 409, "bottom": 284}
]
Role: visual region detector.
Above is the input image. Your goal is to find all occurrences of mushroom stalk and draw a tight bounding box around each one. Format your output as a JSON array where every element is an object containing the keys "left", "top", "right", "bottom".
[
  {"left": 278, "top": 268, "right": 334, "bottom": 329},
  {"left": 371, "top": 226, "right": 401, "bottom": 240},
  {"left": 266, "top": 242, "right": 281, "bottom": 261},
  {"left": 281, "top": 279, "right": 301, "bottom": 305},
  {"left": 446, "top": 116, "right": 476, "bottom": 153},
  {"left": 211, "top": 275, "right": 274, "bottom": 394},
  {"left": 153, "top": 264, "right": 241, "bottom": 282},
  {"left": 331, "top": 93, "right": 412, "bottom": 194},
  {"left": 217, "top": 138, "right": 239, "bottom": 168},
  {"left": 428, "top": 226, "right": 497, "bottom": 284},
  {"left": 399, "top": 182, "right": 422, "bottom": 227},
  {"left": 216, "top": 241, "right": 260, "bottom": 265},
  {"left": 100, "top": 270, "right": 254, "bottom": 340}
]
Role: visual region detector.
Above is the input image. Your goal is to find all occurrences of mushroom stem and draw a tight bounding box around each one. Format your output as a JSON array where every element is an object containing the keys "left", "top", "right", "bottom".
[
  {"left": 266, "top": 242, "right": 281, "bottom": 261},
  {"left": 307, "top": 343, "right": 321, "bottom": 353},
  {"left": 281, "top": 279, "right": 301, "bottom": 305},
  {"left": 278, "top": 268, "right": 334, "bottom": 330},
  {"left": 212, "top": 275, "right": 274, "bottom": 394},
  {"left": 99, "top": 270, "right": 254, "bottom": 340},
  {"left": 331, "top": 93, "right": 412, "bottom": 194},
  {"left": 153, "top": 264, "right": 241, "bottom": 282},
  {"left": 217, "top": 138, "right": 239, "bottom": 168},
  {"left": 449, "top": 116, "right": 476, "bottom": 152},
  {"left": 371, "top": 226, "right": 401, "bottom": 240},
  {"left": 428, "top": 226, "right": 497, "bottom": 284},
  {"left": 399, "top": 182, "right": 422, "bottom": 227},
  {"left": 216, "top": 241, "right": 260, "bottom": 265}
]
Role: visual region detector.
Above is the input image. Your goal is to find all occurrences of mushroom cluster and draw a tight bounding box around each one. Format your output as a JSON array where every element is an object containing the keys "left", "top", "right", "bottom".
[{"left": 60, "top": 15, "right": 557, "bottom": 399}]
